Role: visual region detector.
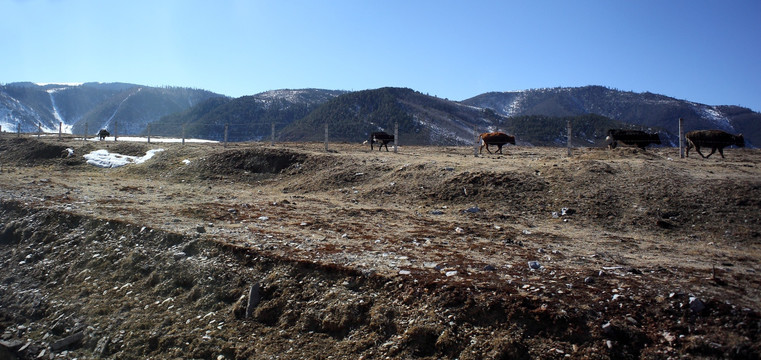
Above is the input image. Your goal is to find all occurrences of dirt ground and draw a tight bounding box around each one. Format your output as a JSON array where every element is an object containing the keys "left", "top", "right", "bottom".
[{"left": 1, "top": 135, "right": 759, "bottom": 359}]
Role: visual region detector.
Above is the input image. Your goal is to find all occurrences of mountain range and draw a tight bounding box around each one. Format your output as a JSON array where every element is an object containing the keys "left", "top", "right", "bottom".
[{"left": 1, "top": 82, "right": 758, "bottom": 147}]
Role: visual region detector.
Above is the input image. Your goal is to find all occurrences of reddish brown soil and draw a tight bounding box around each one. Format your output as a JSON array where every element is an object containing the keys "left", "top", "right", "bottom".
[{"left": 1, "top": 136, "right": 759, "bottom": 359}]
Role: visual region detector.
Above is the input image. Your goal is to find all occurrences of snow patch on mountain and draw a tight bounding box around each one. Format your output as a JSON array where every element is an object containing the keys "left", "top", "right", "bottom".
[{"left": 691, "top": 103, "right": 734, "bottom": 131}]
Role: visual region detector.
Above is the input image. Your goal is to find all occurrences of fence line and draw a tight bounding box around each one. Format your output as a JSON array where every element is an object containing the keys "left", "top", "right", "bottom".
[{"left": 3, "top": 119, "right": 693, "bottom": 156}]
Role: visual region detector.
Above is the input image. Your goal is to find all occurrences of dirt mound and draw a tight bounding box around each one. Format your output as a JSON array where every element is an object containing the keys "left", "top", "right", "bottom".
[
  {"left": 197, "top": 148, "right": 309, "bottom": 179},
  {"left": 1, "top": 138, "right": 760, "bottom": 359},
  {"left": 0, "top": 137, "right": 71, "bottom": 165}
]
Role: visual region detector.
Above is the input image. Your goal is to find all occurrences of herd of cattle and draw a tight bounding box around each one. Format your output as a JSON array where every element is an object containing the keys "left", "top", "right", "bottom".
[
  {"left": 367, "top": 128, "right": 745, "bottom": 159},
  {"left": 94, "top": 126, "right": 745, "bottom": 159}
]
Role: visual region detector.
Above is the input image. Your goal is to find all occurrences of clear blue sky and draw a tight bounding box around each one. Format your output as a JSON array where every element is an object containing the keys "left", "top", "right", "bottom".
[{"left": 2, "top": 0, "right": 760, "bottom": 111}]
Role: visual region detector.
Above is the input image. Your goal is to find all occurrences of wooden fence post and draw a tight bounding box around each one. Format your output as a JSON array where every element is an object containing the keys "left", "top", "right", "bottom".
[
  {"left": 566, "top": 119, "right": 572, "bottom": 157},
  {"left": 324, "top": 123, "right": 329, "bottom": 152},
  {"left": 394, "top": 122, "right": 399, "bottom": 153},
  {"left": 182, "top": 124, "right": 186, "bottom": 146},
  {"left": 59, "top": 122, "right": 62, "bottom": 141},
  {"left": 271, "top": 123, "right": 275, "bottom": 146},
  {"left": 37, "top": 123, "right": 42, "bottom": 138},
  {"left": 224, "top": 124, "right": 229, "bottom": 147},
  {"left": 17, "top": 123, "right": 21, "bottom": 138},
  {"left": 474, "top": 126, "right": 479, "bottom": 157},
  {"left": 83, "top": 123, "right": 88, "bottom": 143},
  {"left": 147, "top": 124, "right": 151, "bottom": 143},
  {"left": 114, "top": 121, "right": 118, "bottom": 142},
  {"left": 679, "top": 117, "right": 684, "bottom": 158}
]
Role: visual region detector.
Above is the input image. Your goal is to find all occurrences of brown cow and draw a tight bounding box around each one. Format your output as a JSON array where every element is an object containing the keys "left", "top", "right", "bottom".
[
  {"left": 685, "top": 130, "right": 744, "bottom": 158},
  {"left": 606, "top": 129, "right": 661, "bottom": 150},
  {"left": 479, "top": 132, "right": 516, "bottom": 154},
  {"left": 369, "top": 131, "right": 394, "bottom": 151}
]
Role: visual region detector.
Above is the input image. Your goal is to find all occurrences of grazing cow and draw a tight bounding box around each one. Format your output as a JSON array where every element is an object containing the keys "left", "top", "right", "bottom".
[
  {"left": 605, "top": 129, "right": 661, "bottom": 150},
  {"left": 370, "top": 131, "right": 394, "bottom": 151},
  {"left": 685, "top": 130, "right": 744, "bottom": 159},
  {"left": 98, "top": 129, "right": 110, "bottom": 140},
  {"left": 479, "top": 132, "right": 516, "bottom": 154}
]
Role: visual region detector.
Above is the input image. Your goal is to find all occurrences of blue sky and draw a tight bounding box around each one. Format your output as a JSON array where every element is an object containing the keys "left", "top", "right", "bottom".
[{"left": 2, "top": 0, "right": 760, "bottom": 111}]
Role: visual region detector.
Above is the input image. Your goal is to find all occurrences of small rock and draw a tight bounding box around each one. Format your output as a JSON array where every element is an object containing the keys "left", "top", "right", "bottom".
[
  {"left": 195, "top": 225, "right": 206, "bottom": 233},
  {"left": 483, "top": 264, "right": 496, "bottom": 271},
  {"left": 464, "top": 206, "right": 481, "bottom": 213},
  {"left": 445, "top": 271, "right": 458, "bottom": 277},
  {"left": 584, "top": 277, "right": 595, "bottom": 284},
  {"left": 528, "top": 261, "right": 541, "bottom": 270},
  {"left": 601, "top": 322, "right": 613, "bottom": 335},
  {"left": 258, "top": 216, "right": 269, "bottom": 221},
  {"left": 51, "top": 331, "right": 84, "bottom": 351},
  {"left": 455, "top": 227, "right": 464, "bottom": 233},
  {"left": 429, "top": 210, "right": 444, "bottom": 215},
  {"left": 689, "top": 296, "right": 706, "bottom": 314},
  {"left": 173, "top": 251, "right": 187, "bottom": 260}
]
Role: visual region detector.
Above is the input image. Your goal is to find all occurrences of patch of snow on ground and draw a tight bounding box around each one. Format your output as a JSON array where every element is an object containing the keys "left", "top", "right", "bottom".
[
  {"left": 87, "top": 136, "right": 217, "bottom": 143},
  {"left": 84, "top": 149, "right": 165, "bottom": 168}
]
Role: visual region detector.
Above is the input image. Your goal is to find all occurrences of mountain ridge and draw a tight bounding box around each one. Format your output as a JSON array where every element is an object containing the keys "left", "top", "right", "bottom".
[{"left": 1, "top": 82, "right": 758, "bottom": 147}]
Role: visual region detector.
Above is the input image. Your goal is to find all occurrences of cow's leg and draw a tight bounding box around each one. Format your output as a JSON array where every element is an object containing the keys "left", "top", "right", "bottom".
[
  {"left": 496, "top": 145, "right": 503, "bottom": 154},
  {"left": 479, "top": 144, "right": 485, "bottom": 154},
  {"left": 485, "top": 144, "right": 492, "bottom": 154},
  {"left": 383, "top": 142, "right": 389, "bottom": 152},
  {"left": 705, "top": 147, "right": 717, "bottom": 158},
  {"left": 695, "top": 146, "right": 707, "bottom": 158},
  {"left": 718, "top": 147, "right": 725, "bottom": 158}
]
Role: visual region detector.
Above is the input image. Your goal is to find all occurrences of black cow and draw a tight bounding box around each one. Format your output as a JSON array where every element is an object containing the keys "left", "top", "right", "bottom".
[
  {"left": 606, "top": 129, "right": 661, "bottom": 150},
  {"left": 98, "top": 129, "right": 110, "bottom": 140},
  {"left": 370, "top": 132, "right": 394, "bottom": 151},
  {"left": 685, "top": 130, "right": 744, "bottom": 159},
  {"left": 479, "top": 132, "right": 516, "bottom": 154}
]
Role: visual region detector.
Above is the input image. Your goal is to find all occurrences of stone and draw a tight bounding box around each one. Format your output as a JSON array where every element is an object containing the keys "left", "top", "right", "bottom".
[{"left": 51, "top": 331, "right": 84, "bottom": 351}]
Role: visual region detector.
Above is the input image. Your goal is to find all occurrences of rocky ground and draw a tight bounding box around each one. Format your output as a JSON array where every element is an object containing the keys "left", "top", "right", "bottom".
[{"left": 0, "top": 135, "right": 759, "bottom": 359}]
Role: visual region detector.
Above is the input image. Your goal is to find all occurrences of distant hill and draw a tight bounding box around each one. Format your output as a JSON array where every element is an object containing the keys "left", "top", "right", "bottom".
[
  {"left": 462, "top": 86, "right": 760, "bottom": 146},
  {"left": 2, "top": 82, "right": 758, "bottom": 147},
  {"left": 151, "top": 89, "right": 347, "bottom": 141},
  {"left": 279, "top": 87, "right": 506, "bottom": 145},
  {"left": 0, "top": 82, "right": 221, "bottom": 135}
]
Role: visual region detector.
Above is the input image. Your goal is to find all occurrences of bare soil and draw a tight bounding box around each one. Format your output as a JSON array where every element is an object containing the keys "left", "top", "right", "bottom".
[{"left": 1, "top": 135, "right": 759, "bottom": 359}]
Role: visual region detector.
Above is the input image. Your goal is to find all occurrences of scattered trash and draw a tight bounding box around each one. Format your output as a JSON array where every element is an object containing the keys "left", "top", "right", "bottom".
[{"left": 445, "top": 271, "right": 458, "bottom": 277}]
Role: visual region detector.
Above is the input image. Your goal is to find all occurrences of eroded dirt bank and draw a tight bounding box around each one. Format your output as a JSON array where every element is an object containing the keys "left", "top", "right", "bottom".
[{"left": 1, "top": 137, "right": 760, "bottom": 359}]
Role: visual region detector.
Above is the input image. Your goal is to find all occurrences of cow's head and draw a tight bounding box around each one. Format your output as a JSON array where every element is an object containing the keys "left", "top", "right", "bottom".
[
  {"left": 651, "top": 133, "right": 662, "bottom": 145},
  {"left": 735, "top": 134, "right": 745, "bottom": 148}
]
